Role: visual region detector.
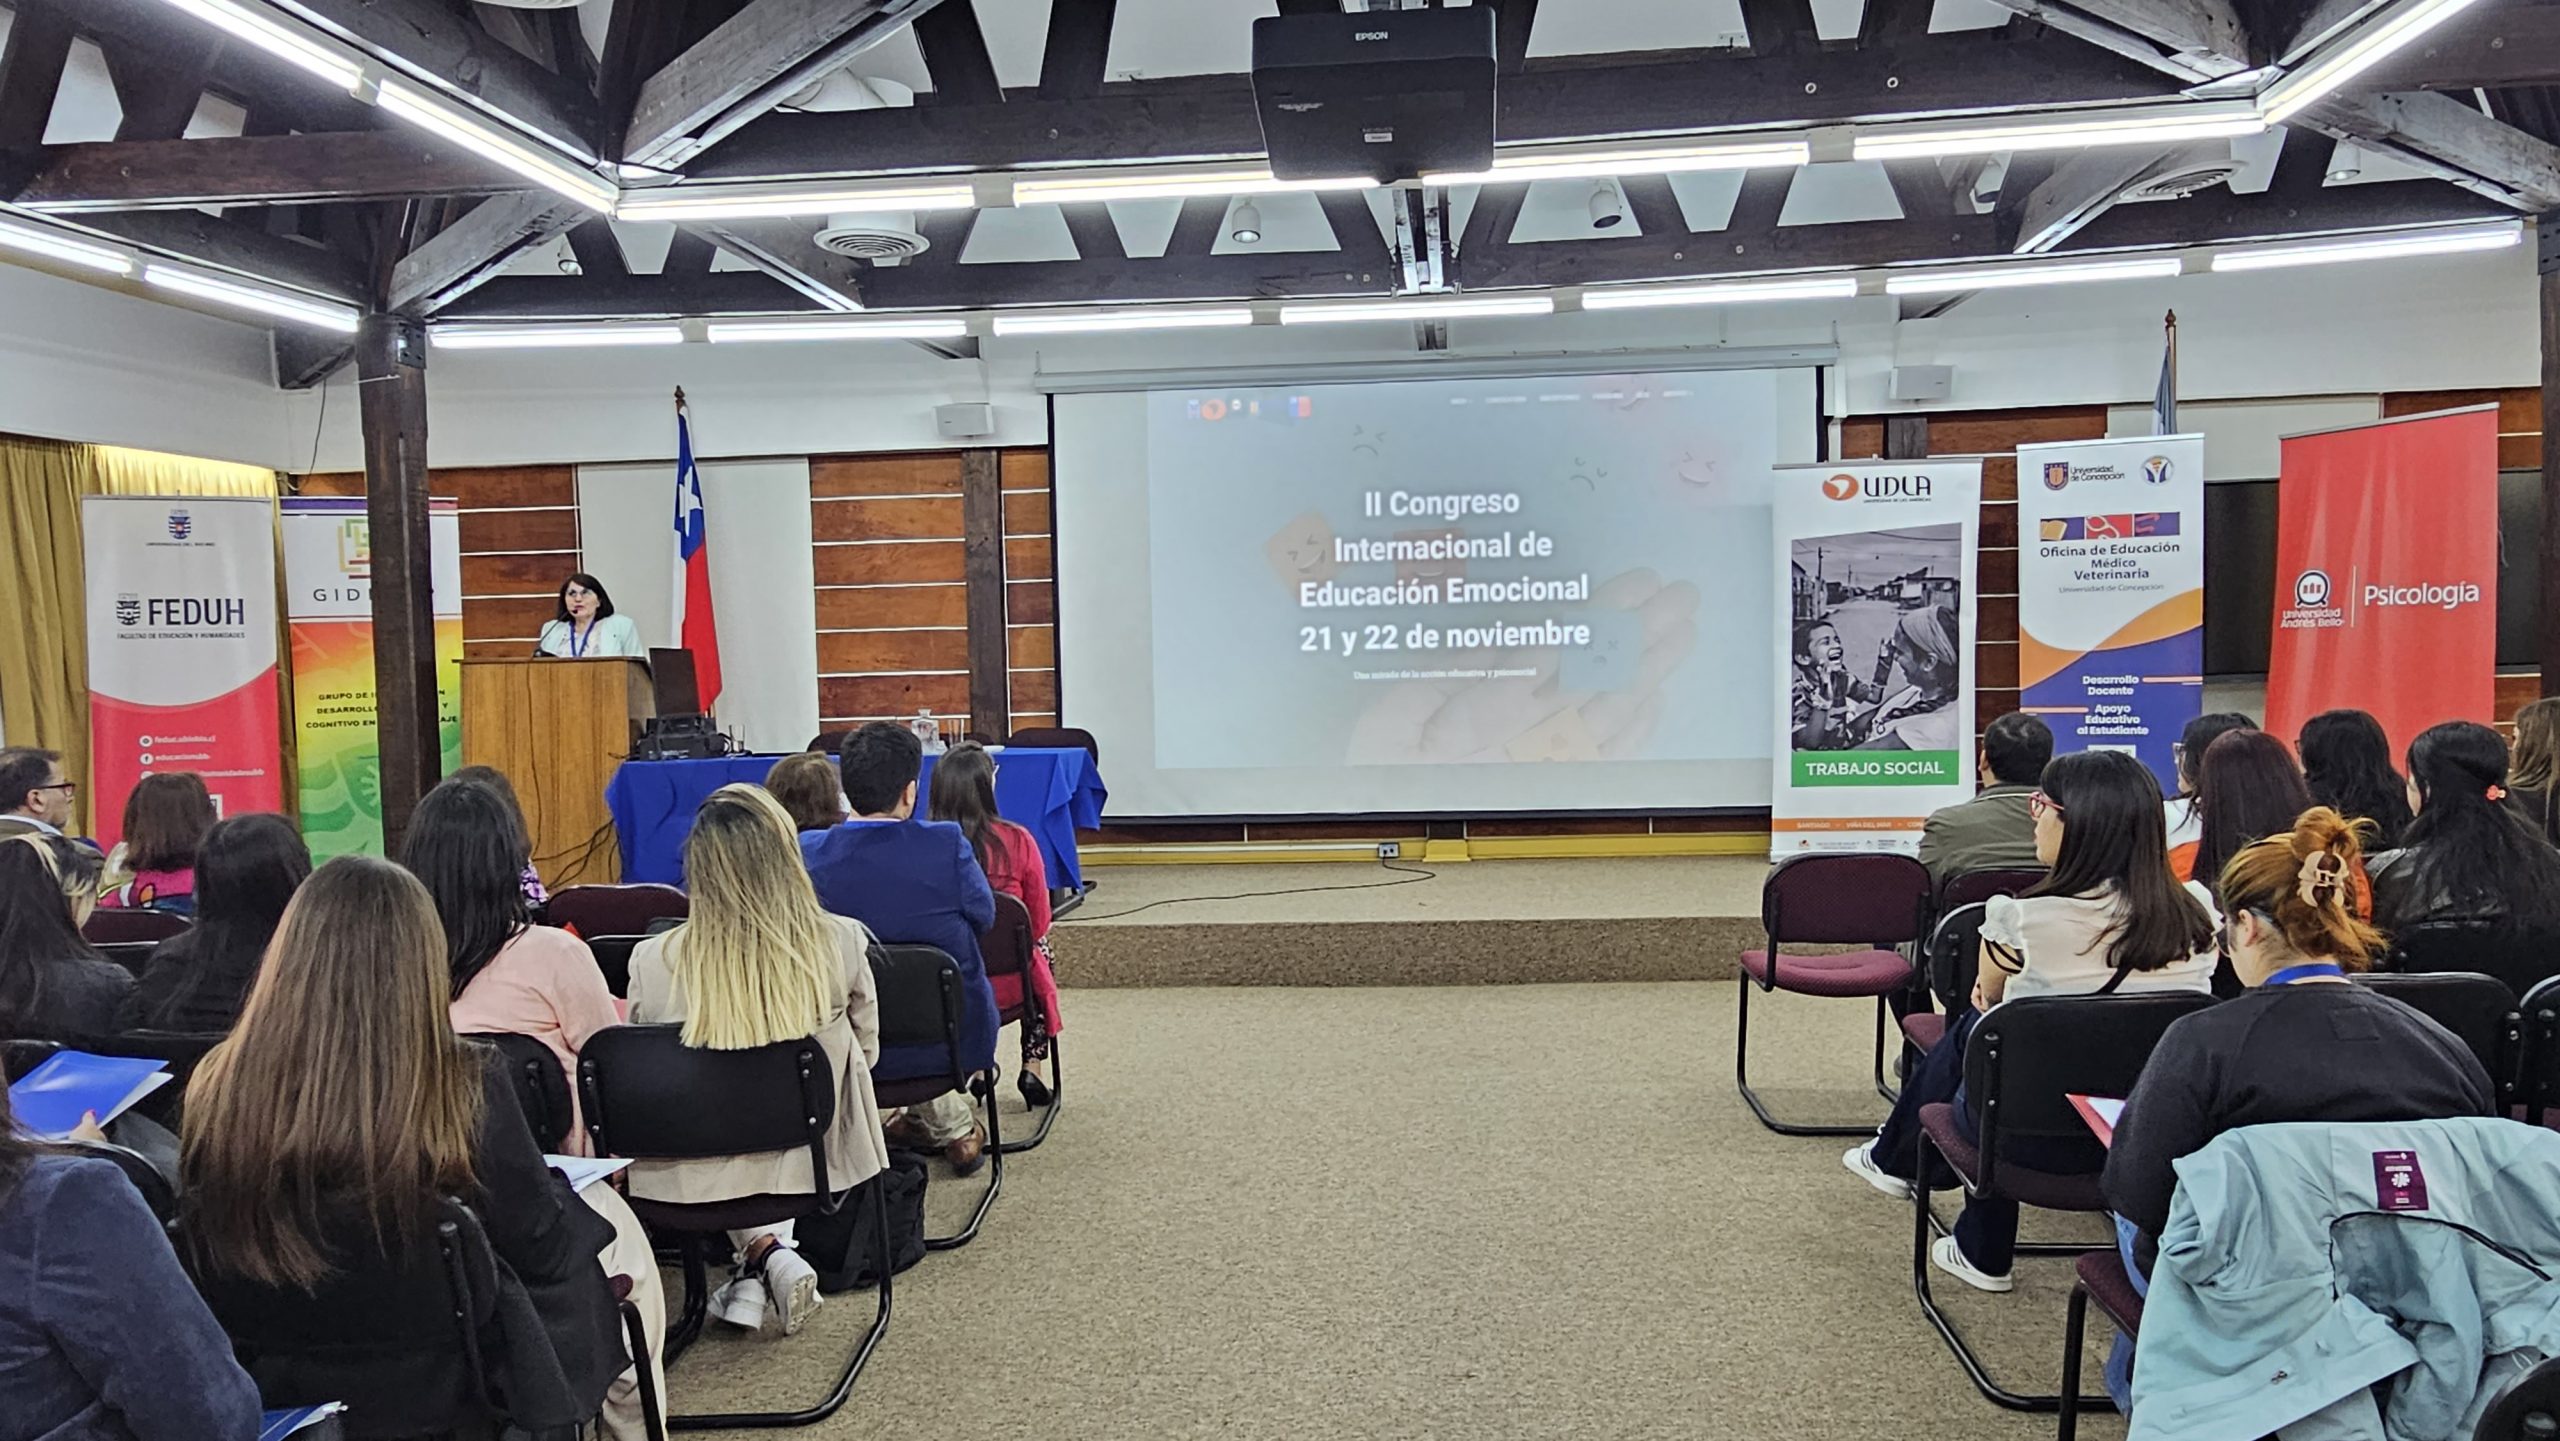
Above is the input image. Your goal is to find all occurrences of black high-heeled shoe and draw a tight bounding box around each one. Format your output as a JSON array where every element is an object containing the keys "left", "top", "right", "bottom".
[{"left": 1017, "top": 1068, "right": 1054, "bottom": 1108}]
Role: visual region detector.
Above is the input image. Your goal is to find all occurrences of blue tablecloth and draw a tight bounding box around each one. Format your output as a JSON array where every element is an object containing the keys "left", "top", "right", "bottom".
[{"left": 605, "top": 747, "right": 1105, "bottom": 891}]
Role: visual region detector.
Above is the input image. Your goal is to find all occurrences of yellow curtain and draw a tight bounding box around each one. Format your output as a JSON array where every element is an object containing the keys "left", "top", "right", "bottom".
[{"left": 0, "top": 435, "right": 279, "bottom": 833}]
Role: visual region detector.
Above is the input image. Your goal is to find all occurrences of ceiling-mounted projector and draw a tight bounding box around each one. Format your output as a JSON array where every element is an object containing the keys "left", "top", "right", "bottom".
[{"left": 1250, "top": 9, "right": 1496, "bottom": 183}]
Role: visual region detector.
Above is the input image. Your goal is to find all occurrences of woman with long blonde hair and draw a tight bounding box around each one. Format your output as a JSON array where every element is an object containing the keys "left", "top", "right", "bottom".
[
  {"left": 628, "top": 784, "right": 887, "bottom": 1337},
  {"left": 181, "top": 856, "right": 665, "bottom": 1437}
]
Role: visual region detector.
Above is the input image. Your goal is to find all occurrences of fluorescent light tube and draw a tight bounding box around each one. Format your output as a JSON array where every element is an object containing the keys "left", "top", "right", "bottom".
[
  {"left": 990, "top": 308, "right": 1257, "bottom": 336},
  {"left": 375, "top": 80, "right": 615, "bottom": 211},
  {"left": 1279, "top": 295, "right": 1555, "bottom": 325},
  {"left": 142, "top": 265, "right": 360, "bottom": 332},
  {"left": 0, "top": 217, "right": 132, "bottom": 275},
  {"left": 1883, "top": 256, "right": 2183, "bottom": 296},
  {"left": 155, "top": 0, "right": 364, "bottom": 90},
  {"left": 1854, "top": 105, "right": 2266, "bottom": 161},
  {"left": 431, "top": 324, "right": 686, "bottom": 349},
  {"left": 1428, "top": 139, "right": 1811, "bottom": 185},
  {"left": 708, "top": 317, "right": 972, "bottom": 342},
  {"left": 2261, "top": 0, "right": 2488, "bottom": 123},
  {"left": 2211, "top": 221, "right": 2523, "bottom": 271},
  {"left": 1010, "top": 168, "right": 1372, "bottom": 206},
  {"left": 618, "top": 183, "right": 979, "bottom": 222},
  {"left": 1580, "top": 275, "right": 1859, "bottom": 310}
]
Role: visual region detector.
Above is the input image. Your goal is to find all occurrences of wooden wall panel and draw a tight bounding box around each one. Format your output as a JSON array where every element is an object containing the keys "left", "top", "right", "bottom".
[
  {"left": 812, "top": 454, "right": 963, "bottom": 496},
  {"left": 998, "top": 448, "right": 1058, "bottom": 740},
  {"left": 818, "top": 585, "right": 968, "bottom": 630},
  {"left": 1003, "top": 536, "right": 1053, "bottom": 578},
  {"left": 814, "top": 541, "right": 966, "bottom": 586},
  {"left": 295, "top": 465, "right": 580, "bottom": 662},
  {"left": 2382, "top": 387, "right": 2543, "bottom": 470},
  {"left": 811, "top": 452, "right": 978, "bottom": 733},
  {"left": 811, "top": 495, "right": 965, "bottom": 542},
  {"left": 1007, "top": 579, "right": 1055, "bottom": 624},
  {"left": 818, "top": 629, "right": 968, "bottom": 674},
  {"left": 821, "top": 673, "right": 970, "bottom": 718}
]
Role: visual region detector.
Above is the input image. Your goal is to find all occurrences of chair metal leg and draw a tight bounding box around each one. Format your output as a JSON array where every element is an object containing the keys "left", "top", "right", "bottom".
[
  {"left": 2057, "top": 1283, "right": 2090, "bottom": 1441},
  {"left": 661, "top": 1236, "right": 710, "bottom": 1364},
  {"left": 924, "top": 1077, "right": 1005, "bottom": 1250},
  {"left": 1910, "top": 1129, "right": 2115, "bottom": 1414},
  {"left": 1872, "top": 997, "right": 1901, "bottom": 1104},
  {"left": 669, "top": 1184, "right": 896, "bottom": 1431},
  {"left": 1734, "top": 977, "right": 1887, "bottom": 1137},
  {"left": 620, "top": 1299, "right": 668, "bottom": 1441},
  {"left": 996, "top": 1035, "right": 1062, "bottom": 1155}
]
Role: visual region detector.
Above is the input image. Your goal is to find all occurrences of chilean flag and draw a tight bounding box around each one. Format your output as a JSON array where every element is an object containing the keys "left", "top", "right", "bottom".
[{"left": 672, "top": 399, "right": 723, "bottom": 710}]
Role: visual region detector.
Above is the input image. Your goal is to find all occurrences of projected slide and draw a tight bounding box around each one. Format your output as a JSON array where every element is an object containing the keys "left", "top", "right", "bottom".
[{"left": 1054, "top": 367, "right": 1816, "bottom": 816}]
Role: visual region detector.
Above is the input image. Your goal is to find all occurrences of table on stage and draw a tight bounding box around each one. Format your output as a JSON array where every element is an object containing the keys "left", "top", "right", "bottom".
[{"left": 605, "top": 747, "right": 1108, "bottom": 890}]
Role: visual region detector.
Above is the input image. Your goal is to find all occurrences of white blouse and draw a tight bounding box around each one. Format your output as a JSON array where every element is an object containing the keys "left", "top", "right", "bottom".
[
  {"left": 535, "top": 613, "right": 645, "bottom": 659},
  {"left": 1981, "top": 882, "right": 2220, "bottom": 1004}
]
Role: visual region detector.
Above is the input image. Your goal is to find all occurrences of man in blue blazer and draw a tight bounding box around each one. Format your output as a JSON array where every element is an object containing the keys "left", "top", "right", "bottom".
[{"left": 802, "top": 721, "right": 998, "bottom": 1173}]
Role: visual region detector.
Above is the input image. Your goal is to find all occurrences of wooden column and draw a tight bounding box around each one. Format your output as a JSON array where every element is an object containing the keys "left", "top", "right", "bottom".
[
  {"left": 1884, "top": 413, "right": 1932, "bottom": 460},
  {"left": 960, "top": 448, "right": 1011, "bottom": 740},
  {"left": 357, "top": 313, "right": 440, "bottom": 849},
  {"left": 2543, "top": 218, "right": 2560, "bottom": 694}
]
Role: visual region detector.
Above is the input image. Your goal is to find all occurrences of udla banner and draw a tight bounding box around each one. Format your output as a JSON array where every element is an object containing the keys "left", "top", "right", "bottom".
[
  {"left": 282, "top": 497, "right": 463, "bottom": 858},
  {"left": 2266, "top": 407, "right": 2498, "bottom": 751},
  {"left": 82, "top": 495, "right": 283, "bottom": 849},
  {"left": 2015, "top": 433, "right": 2205, "bottom": 789},
  {"left": 1773, "top": 460, "right": 1982, "bottom": 856}
]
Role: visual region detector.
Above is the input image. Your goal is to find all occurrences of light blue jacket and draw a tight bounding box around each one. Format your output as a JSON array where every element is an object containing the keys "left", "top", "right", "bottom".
[{"left": 2131, "top": 1118, "right": 2560, "bottom": 1441}]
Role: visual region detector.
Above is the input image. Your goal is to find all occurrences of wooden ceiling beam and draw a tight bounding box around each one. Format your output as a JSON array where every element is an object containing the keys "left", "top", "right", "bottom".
[
  {"left": 436, "top": 269, "right": 825, "bottom": 319},
  {"left": 1973, "top": 0, "right": 2251, "bottom": 82},
  {"left": 684, "top": 218, "right": 867, "bottom": 310},
  {"left": 2057, "top": 174, "right": 2515, "bottom": 249},
  {"left": 8, "top": 132, "right": 523, "bottom": 211},
  {"left": 621, "top": 0, "right": 955, "bottom": 169},
  {"left": 273, "top": 0, "right": 600, "bottom": 154},
  {"left": 2353, "top": 8, "right": 2560, "bottom": 92},
  {"left": 1459, "top": 214, "right": 2002, "bottom": 288},
  {"left": 76, "top": 208, "right": 367, "bottom": 300},
  {"left": 387, "top": 191, "right": 588, "bottom": 315},
  {"left": 0, "top": 3, "right": 75, "bottom": 152},
  {"left": 1037, "top": 0, "right": 1119, "bottom": 99},
  {"left": 914, "top": 3, "right": 1003, "bottom": 106}
]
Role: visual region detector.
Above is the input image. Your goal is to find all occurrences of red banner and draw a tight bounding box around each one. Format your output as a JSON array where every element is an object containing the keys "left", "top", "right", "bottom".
[{"left": 2266, "top": 407, "right": 2499, "bottom": 754}]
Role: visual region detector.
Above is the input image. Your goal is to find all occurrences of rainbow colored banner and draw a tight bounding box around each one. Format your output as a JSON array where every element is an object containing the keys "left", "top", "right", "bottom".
[{"left": 281, "top": 498, "right": 461, "bottom": 859}]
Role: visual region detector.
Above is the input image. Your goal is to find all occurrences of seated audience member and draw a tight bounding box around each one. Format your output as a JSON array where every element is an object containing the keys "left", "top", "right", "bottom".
[
  {"left": 929, "top": 740, "right": 1066, "bottom": 1104},
  {"left": 181, "top": 856, "right": 663, "bottom": 1437},
  {"left": 2164, "top": 713, "right": 2255, "bottom": 855},
  {"left": 0, "top": 835, "right": 130, "bottom": 1041},
  {"left": 764, "top": 752, "right": 848, "bottom": 833},
  {"left": 2371, "top": 719, "right": 2560, "bottom": 931},
  {"left": 97, "top": 772, "right": 216, "bottom": 913},
  {"left": 2506, "top": 698, "right": 2560, "bottom": 845},
  {"left": 1844, "top": 750, "right": 2218, "bottom": 1293},
  {"left": 2178, "top": 728, "right": 2314, "bottom": 886},
  {"left": 402, "top": 777, "right": 619, "bottom": 1154},
  {"left": 1917, "top": 711, "right": 2053, "bottom": 888},
  {"left": 628, "top": 785, "right": 887, "bottom": 1336},
  {"left": 0, "top": 1082, "right": 262, "bottom": 1440},
  {"left": 2298, "top": 708, "right": 2415, "bottom": 850},
  {"left": 802, "top": 721, "right": 998, "bottom": 1173},
  {"left": 0, "top": 746, "right": 75, "bottom": 842},
  {"left": 451, "top": 764, "right": 549, "bottom": 909},
  {"left": 118, "top": 814, "right": 312, "bottom": 1033}
]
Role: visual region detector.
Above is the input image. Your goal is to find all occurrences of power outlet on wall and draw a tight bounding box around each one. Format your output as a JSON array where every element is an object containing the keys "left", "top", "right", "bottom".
[{"left": 1377, "top": 842, "right": 1401, "bottom": 860}]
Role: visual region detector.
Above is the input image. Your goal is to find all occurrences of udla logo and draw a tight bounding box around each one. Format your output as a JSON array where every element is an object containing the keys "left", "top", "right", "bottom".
[
  {"left": 2296, "top": 569, "right": 2332, "bottom": 607},
  {"left": 1822, "top": 473, "right": 1859, "bottom": 501}
]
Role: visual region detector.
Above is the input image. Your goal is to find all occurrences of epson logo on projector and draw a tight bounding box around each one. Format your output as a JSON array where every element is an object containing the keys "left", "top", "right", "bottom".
[
  {"left": 1354, "top": 30, "right": 1389, "bottom": 40},
  {"left": 2365, "top": 581, "right": 2483, "bottom": 611}
]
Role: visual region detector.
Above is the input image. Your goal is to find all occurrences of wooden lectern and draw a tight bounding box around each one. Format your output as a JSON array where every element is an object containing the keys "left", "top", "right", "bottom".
[{"left": 460, "top": 657, "right": 654, "bottom": 889}]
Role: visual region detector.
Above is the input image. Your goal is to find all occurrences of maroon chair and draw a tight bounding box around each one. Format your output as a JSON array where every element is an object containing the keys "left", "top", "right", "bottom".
[
  {"left": 1936, "top": 866, "right": 2047, "bottom": 913},
  {"left": 83, "top": 908, "right": 191, "bottom": 946},
  {"left": 2057, "top": 1248, "right": 2143, "bottom": 1441},
  {"left": 981, "top": 893, "right": 1060, "bottom": 1154},
  {"left": 547, "top": 883, "right": 689, "bottom": 937},
  {"left": 1736, "top": 852, "right": 1934, "bottom": 1135}
]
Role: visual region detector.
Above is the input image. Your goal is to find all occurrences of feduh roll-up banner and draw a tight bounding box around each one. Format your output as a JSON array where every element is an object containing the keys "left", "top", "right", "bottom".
[
  {"left": 2014, "top": 434, "right": 2205, "bottom": 790},
  {"left": 282, "top": 497, "right": 463, "bottom": 859},
  {"left": 1773, "top": 461, "right": 1982, "bottom": 856},
  {"left": 2266, "top": 407, "right": 2499, "bottom": 751},
  {"left": 82, "top": 496, "right": 283, "bottom": 849}
]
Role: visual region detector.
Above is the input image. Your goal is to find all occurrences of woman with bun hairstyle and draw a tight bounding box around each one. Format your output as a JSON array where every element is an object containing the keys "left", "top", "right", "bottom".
[{"left": 2369, "top": 720, "right": 2560, "bottom": 931}]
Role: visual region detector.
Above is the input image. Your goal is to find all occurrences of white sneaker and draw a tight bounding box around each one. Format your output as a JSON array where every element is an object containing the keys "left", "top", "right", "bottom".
[
  {"left": 761, "top": 1245, "right": 822, "bottom": 1337},
  {"left": 710, "top": 1274, "right": 767, "bottom": 1331},
  {"left": 1931, "top": 1234, "right": 2014, "bottom": 1294},
  {"left": 1843, "top": 1142, "right": 1915, "bottom": 1201}
]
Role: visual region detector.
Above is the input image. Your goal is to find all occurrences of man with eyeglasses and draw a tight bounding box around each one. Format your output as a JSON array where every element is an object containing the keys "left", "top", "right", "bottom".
[{"left": 0, "top": 747, "right": 76, "bottom": 841}]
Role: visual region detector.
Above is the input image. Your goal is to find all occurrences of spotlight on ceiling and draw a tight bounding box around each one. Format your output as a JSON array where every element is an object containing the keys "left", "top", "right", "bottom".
[
  {"left": 1589, "top": 183, "right": 1626, "bottom": 230},
  {"left": 1230, "top": 201, "right": 1264, "bottom": 245}
]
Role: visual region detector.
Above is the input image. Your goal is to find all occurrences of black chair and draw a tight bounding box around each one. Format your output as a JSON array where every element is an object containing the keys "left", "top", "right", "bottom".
[
  {"left": 89, "top": 1029, "right": 223, "bottom": 1129},
  {"left": 61, "top": 1136, "right": 178, "bottom": 1224},
  {"left": 2388, "top": 920, "right": 2560, "bottom": 1000},
  {"left": 2477, "top": 1353, "right": 2560, "bottom": 1440},
  {"left": 1936, "top": 866, "right": 2047, "bottom": 914},
  {"left": 1004, "top": 726, "right": 1098, "bottom": 762},
  {"left": 872, "top": 943, "right": 1003, "bottom": 1248},
  {"left": 1912, "top": 991, "right": 2215, "bottom": 1412},
  {"left": 192, "top": 1196, "right": 662, "bottom": 1441},
  {"left": 83, "top": 908, "right": 191, "bottom": 946},
  {"left": 2, "top": 1037, "right": 62, "bottom": 1081},
  {"left": 1736, "top": 852, "right": 1935, "bottom": 1135},
  {"left": 807, "top": 730, "right": 849, "bottom": 755},
  {"left": 2057, "top": 1247, "right": 2144, "bottom": 1441},
  {"left": 982, "top": 894, "right": 1060, "bottom": 1154},
  {"left": 1903, "top": 902, "right": 1993, "bottom": 1060},
  {"left": 2357, "top": 971, "right": 2522, "bottom": 1107},
  {"left": 92, "top": 940, "right": 157, "bottom": 979},
  {"left": 467, "top": 1032, "right": 573, "bottom": 1155},
  {"left": 2519, "top": 975, "right": 2560, "bottom": 1128},
  {"left": 579, "top": 1024, "right": 887, "bottom": 1432}
]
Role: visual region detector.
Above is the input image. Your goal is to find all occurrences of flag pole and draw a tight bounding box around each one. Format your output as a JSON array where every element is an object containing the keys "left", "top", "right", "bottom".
[{"left": 2165, "top": 310, "right": 2178, "bottom": 423}]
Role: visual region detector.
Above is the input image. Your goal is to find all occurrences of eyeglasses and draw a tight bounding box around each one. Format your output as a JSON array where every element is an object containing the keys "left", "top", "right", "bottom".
[
  {"left": 32, "top": 781, "right": 76, "bottom": 795},
  {"left": 563, "top": 586, "right": 593, "bottom": 599},
  {"left": 2028, "top": 790, "right": 2063, "bottom": 820}
]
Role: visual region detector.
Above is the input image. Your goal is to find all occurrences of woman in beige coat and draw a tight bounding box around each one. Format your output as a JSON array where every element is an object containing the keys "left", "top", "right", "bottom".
[{"left": 626, "top": 784, "right": 888, "bottom": 1338}]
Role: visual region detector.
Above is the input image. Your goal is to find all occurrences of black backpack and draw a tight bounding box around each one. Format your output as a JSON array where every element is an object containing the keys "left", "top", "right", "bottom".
[{"left": 800, "top": 1151, "right": 928, "bottom": 1292}]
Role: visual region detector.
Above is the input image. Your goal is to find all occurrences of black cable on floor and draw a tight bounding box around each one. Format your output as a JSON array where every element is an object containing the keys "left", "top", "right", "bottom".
[{"left": 1056, "top": 858, "right": 1437, "bottom": 923}]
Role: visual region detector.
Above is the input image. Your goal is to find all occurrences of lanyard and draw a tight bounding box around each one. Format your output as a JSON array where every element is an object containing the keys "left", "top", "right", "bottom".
[
  {"left": 569, "top": 620, "right": 591, "bottom": 658},
  {"left": 2265, "top": 961, "right": 2348, "bottom": 986}
]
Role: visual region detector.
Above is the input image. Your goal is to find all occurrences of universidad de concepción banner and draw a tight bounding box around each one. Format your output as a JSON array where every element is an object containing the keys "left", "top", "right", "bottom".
[
  {"left": 2265, "top": 406, "right": 2498, "bottom": 752},
  {"left": 2015, "top": 433, "right": 2205, "bottom": 790},
  {"left": 282, "top": 498, "right": 463, "bottom": 859},
  {"left": 1773, "top": 460, "right": 1982, "bottom": 857},
  {"left": 82, "top": 496, "right": 283, "bottom": 849}
]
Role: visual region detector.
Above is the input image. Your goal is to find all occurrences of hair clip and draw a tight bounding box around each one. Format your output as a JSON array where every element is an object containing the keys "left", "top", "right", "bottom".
[
  {"left": 2488, "top": 784, "right": 2510, "bottom": 802},
  {"left": 2296, "top": 849, "right": 2345, "bottom": 907}
]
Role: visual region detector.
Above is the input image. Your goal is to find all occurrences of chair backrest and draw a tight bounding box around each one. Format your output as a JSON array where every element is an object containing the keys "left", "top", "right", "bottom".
[
  {"left": 2387, "top": 919, "right": 2560, "bottom": 999},
  {"left": 546, "top": 884, "right": 689, "bottom": 939},
  {"left": 89, "top": 1029, "right": 224, "bottom": 1126},
  {"left": 2356, "top": 971, "right": 2521, "bottom": 1103},
  {"left": 583, "top": 935, "right": 641, "bottom": 999},
  {"left": 1, "top": 1037, "right": 60, "bottom": 1081},
  {"left": 1964, "top": 992, "right": 2219, "bottom": 1188},
  {"left": 83, "top": 908, "right": 192, "bottom": 945},
  {"left": 2476, "top": 1353, "right": 2560, "bottom": 1441},
  {"left": 93, "top": 940, "right": 157, "bottom": 979},
  {"left": 61, "top": 1137, "right": 178, "bottom": 1223},
  {"left": 1005, "top": 726, "right": 1098, "bottom": 761},
  {"left": 579, "top": 1024, "right": 838, "bottom": 1205},
  {"left": 1936, "top": 866, "right": 2046, "bottom": 913},
  {"left": 809, "top": 730, "right": 850, "bottom": 755},
  {"left": 981, "top": 893, "right": 1035, "bottom": 982},
  {"left": 1926, "top": 902, "right": 1991, "bottom": 1013},
  {"left": 467, "top": 1032, "right": 572, "bottom": 1154},
  {"left": 2520, "top": 975, "right": 2560, "bottom": 1126},
  {"left": 1762, "top": 852, "right": 1935, "bottom": 947},
  {"left": 871, "top": 943, "right": 966, "bottom": 1086}
]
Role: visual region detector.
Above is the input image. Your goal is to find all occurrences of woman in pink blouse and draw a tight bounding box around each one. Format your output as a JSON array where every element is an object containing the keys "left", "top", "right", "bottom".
[
  {"left": 927, "top": 742, "right": 1064, "bottom": 1105},
  {"left": 402, "top": 777, "right": 620, "bottom": 1154}
]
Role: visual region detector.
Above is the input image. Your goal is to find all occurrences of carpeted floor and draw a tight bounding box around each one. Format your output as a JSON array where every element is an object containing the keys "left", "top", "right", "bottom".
[{"left": 660, "top": 982, "right": 2127, "bottom": 1439}]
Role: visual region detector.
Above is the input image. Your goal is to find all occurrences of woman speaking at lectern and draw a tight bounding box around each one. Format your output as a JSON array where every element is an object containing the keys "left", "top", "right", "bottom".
[{"left": 535, "top": 573, "right": 644, "bottom": 659}]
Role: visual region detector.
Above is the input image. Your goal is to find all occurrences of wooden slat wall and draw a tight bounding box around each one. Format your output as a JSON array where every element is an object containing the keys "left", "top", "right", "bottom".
[
  {"left": 295, "top": 466, "right": 582, "bottom": 660},
  {"left": 1001, "top": 449, "right": 1060, "bottom": 729},
  {"left": 811, "top": 452, "right": 972, "bottom": 732}
]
